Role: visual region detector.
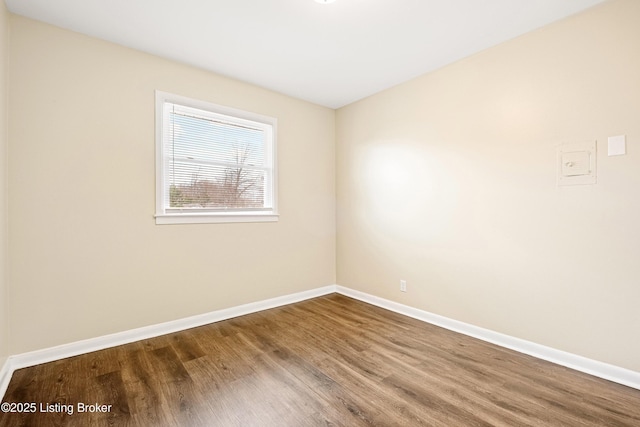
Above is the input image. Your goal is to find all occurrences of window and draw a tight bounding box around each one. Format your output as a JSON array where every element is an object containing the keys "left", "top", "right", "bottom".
[{"left": 155, "top": 91, "right": 278, "bottom": 224}]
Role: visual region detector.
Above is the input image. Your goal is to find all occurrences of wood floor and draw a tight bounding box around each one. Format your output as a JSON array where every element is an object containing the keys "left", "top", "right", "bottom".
[{"left": 1, "top": 294, "right": 639, "bottom": 426}]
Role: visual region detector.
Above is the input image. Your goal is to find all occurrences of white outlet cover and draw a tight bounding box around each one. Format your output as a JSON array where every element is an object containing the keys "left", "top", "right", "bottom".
[{"left": 608, "top": 135, "right": 626, "bottom": 156}]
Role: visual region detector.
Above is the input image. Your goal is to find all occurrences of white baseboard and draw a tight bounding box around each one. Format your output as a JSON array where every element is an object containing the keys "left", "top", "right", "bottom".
[
  {"left": 0, "top": 285, "right": 337, "bottom": 399},
  {"left": 1, "top": 284, "right": 638, "bottom": 401},
  {"left": 335, "top": 285, "right": 640, "bottom": 391},
  {"left": 0, "top": 357, "right": 12, "bottom": 401}
]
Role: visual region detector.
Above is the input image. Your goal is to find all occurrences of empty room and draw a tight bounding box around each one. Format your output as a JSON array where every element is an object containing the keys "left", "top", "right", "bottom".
[{"left": 0, "top": 0, "right": 639, "bottom": 425}]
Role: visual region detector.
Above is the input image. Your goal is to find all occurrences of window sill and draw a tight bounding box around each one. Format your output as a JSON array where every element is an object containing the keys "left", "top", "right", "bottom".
[{"left": 155, "top": 212, "right": 279, "bottom": 225}]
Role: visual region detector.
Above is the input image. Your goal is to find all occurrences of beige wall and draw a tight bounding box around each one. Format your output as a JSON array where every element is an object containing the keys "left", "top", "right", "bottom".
[
  {"left": 336, "top": 0, "right": 640, "bottom": 372},
  {"left": 5, "top": 0, "right": 639, "bottom": 375},
  {"left": 8, "top": 16, "right": 336, "bottom": 354},
  {"left": 0, "top": 2, "right": 8, "bottom": 365}
]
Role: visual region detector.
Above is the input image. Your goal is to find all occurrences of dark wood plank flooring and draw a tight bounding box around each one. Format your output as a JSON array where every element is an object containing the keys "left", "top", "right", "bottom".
[{"left": 1, "top": 294, "right": 639, "bottom": 426}]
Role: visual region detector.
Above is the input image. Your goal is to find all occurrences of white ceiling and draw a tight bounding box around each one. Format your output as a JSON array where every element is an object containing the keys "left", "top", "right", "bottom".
[{"left": 6, "top": 0, "right": 607, "bottom": 108}]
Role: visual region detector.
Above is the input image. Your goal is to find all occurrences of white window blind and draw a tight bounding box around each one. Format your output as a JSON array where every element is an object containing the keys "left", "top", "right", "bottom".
[{"left": 155, "top": 92, "right": 277, "bottom": 224}]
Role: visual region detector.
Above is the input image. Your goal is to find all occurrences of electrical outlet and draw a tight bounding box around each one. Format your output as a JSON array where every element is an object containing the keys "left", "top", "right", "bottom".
[{"left": 400, "top": 280, "right": 407, "bottom": 292}]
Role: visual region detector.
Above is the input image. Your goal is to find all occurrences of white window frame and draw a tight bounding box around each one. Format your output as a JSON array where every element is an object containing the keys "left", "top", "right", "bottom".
[{"left": 155, "top": 91, "right": 278, "bottom": 224}]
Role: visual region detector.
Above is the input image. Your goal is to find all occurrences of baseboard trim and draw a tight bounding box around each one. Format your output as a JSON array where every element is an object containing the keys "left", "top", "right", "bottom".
[
  {"left": 0, "top": 357, "right": 13, "bottom": 401},
  {"left": 2, "top": 284, "right": 638, "bottom": 400},
  {"left": 335, "top": 285, "right": 640, "bottom": 391},
  {"left": 1, "top": 285, "right": 337, "bottom": 399}
]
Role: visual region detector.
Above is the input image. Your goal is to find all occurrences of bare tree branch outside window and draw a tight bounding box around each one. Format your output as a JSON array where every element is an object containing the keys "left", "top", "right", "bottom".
[{"left": 169, "top": 143, "right": 263, "bottom": 209}]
